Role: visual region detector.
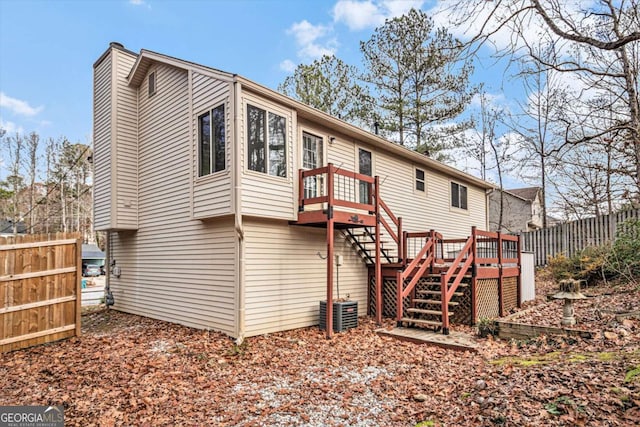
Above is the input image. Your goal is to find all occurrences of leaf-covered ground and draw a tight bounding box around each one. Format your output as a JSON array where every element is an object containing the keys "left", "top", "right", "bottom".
[{"left": 2, "top": 279, "right": 639, "bottom": 426}]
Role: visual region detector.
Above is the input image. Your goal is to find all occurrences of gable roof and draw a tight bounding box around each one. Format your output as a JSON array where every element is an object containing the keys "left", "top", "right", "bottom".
[
  {"left": 507, "top": 187, "right": 540, "bottom": 202},
  {"left": 121, "top": 46, "right": 495, "bottom": 191},
  {"left": 82, "top": 243, "right": 105, "bottom": 259},
  {"left": 0, "top": 220, "right": 26, "bottom": 235}
]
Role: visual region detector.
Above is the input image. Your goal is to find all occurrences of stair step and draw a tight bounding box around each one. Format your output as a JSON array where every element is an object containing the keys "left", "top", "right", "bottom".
[
  {"left": 413, "top": 298, "right": 459, "bottom": 306},
  {"left": 417, "top": 290, "right": 464, "bottom": 297},
  {"left": 424, "top": 274, "right": 472, "bottom": 281},
  {"left": 406, "top": 308, "right": 453, "bottom": 316},
  {"left": 356, "top": 240, "right": 389, "bottom": 245},
  {"left": 400, "top": 318, "right": 443, "bottom": 327}
]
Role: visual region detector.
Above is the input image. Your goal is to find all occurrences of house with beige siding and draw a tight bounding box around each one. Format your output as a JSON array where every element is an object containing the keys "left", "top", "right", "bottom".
[
  {"left": 93, "top": 43, "right": 521, "bottom": 340},
  {"left": 489, "top": 187, "right": 544, "bottom": 233}
]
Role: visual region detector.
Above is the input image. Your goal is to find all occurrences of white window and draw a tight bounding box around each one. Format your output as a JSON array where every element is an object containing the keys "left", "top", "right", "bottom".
[
  {"left": 247, "top": 104, "right": 286, "bottom": 177},
  {"left": 358, "top": 148, "right": 372, "bottom": 204},
  {"left": 198, "top": 104, "right": 226, "bottom": 176},
  {"left": 302, "top": 132, "right": 323, "bottom": 198},
  {"left": 415, "top": 168, "right": 425, "bottom": 192},
  {"left": 451, "top": 182, "right": 468, "bottom": 210}
]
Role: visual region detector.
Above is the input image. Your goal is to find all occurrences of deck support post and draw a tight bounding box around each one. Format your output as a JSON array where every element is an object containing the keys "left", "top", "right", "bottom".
[
  {"left": 397, "top": 217, "right": 403, "bottom": 265},
  {"left": 326, "top": 218, "right": 334, "bottom": 339},
  {"left": 517, "top": 234, "right": 523, "bottom": 308},
  {"left": 374, "top": 176, "right": 382, "bottom": 324},
  {"left": 441, "top": 272, "right": 449, "bottom": 335},
  {"left": 325, "top": 164, "right": 335, "bottom": 339},
  {"left": 497, "top": 230, "right": 504, "bottom": 317},
  {"left": 471, "top": 226, "right": 478, "bottom": 325}
]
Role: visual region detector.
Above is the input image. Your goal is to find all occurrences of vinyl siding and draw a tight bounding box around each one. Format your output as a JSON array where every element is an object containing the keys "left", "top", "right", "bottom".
[
  {"left": 93, "top": 51, "right": 112, "bottom": 230},
  {"left": 109, "top": 63, "right": 236, "bottom": 335},
  {"left": 375, "top": 149, "right": 486, "bottom": 238},
  {"left": 489, "top": 191, "right": 532, "bottom": 232},
  {"left": 240, "top": 92, "right": 296, "bottom": 220},
  {"left": 192, "top": 72, "right": 233, "bottom": 219},
  {"left": 243, "top": 218, "right": 368, "bottom": 336},
  {"left": 323, "top": 136, "right": 487, "bottom": 239},
  {"left": 113, "top": 49, "right": 139, "bottom": 229},
  {"left": 93, "top": 47, "right": 138, "bottom": 231}
]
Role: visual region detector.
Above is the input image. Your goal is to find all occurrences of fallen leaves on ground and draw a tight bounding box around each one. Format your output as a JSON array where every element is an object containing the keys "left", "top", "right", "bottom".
[{"left": 1, "top": 279, "right": 639, "bottom": 426}]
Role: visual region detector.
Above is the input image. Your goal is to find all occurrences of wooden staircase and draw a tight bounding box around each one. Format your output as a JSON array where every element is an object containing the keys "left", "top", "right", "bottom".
[
  {"left": 342, "top": 227, "right": 394, "bottom": 265},
  {"left": 295, "top": 164, "right": 522, "bottom": 338},
  {"left": 399, "top": 273, "right": 469, "bottom": 331}
]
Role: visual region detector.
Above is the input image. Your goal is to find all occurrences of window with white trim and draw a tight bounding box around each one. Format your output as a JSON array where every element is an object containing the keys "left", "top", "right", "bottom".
[
  {"left": 302, "top": 132, "right": 323, "bottom": 198},
  {"left": 415, "top": 168, "right": 425, "bottom": 192},
  {"left": 247, "top": 104, "right": 287, "bottom": 177},
  {"left": 451, "top": 182, "right": 468, "bottom": 210},
  {"left": 198, "top": 104, "right": 226, "bottom": 176},
  {"left": 358, "top": 148, "right": 372, "bottom": 204}
]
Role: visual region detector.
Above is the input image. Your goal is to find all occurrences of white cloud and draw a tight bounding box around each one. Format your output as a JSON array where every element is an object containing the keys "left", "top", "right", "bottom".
[
  {"left": 0, "top": 92, "right": 43, "bottom": 117},
  {"left": 0, "top": 119, "right": 24, "bottom": 135},
  {"left": 430, "top": 0, "right": 594, "bottom": 57},
  {"left": 470, "top": 91, "right": 506, "bottom": 109},
  {"left": 287, "top": 20, "right": 337, "bottom": 60},
  {"left": 288, "top": 20, "right": 329, "bottom": 46},
  {"left": 381, "top": 0, "right": 425, "bottom": 18},
  {"left": 279, "top": 59, "right": 296, "bottom": 73},
  {"left": 333, "top": 0, "right": 385, "bottom": 31},
  {"left": 333, "top": 0, "right": 424, "bottom": 31},
  {"left": 129, "top": 0, "right": 151, "bottom": 9}
]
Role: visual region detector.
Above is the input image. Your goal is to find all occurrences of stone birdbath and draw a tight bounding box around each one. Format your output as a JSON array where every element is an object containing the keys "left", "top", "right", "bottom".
[{"left": 552, "top": 279, "right": 587, "bottom": 326}]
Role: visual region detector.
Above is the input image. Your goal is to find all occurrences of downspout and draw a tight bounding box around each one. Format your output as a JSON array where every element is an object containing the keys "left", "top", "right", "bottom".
[{"left": 233, "top": 79, "right": 245, "bottom": 344}]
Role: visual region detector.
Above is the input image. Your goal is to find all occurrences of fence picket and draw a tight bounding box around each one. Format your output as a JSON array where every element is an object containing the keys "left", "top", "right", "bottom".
[{"left": 522, "top": 208, "right": 640, "bottom": 266}]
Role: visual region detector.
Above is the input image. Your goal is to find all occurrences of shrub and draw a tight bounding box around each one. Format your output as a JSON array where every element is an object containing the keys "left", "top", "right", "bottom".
[
  {"left": 548, "top": 246, "right": 608, "bottom": 286},
  {"left": 606, "top": 219, "right": 640, "bottom": 285}
]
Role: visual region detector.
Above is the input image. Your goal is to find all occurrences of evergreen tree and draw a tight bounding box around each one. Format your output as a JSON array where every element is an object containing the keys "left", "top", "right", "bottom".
[
  {"left": 278, "top": 55, "right": 375, "bottom": 128},
  {"left": 361, "top": 8, "right": 477, "bottom": 158}
]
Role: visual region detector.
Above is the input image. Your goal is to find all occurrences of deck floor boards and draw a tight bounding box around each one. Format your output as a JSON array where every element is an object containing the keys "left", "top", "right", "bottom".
[{"left": 375, "top": 327, "right": 478, "bottom": 352}]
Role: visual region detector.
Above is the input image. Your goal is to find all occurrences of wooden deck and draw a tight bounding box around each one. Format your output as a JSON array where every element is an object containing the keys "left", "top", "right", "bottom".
[{"left": 294, "top": 163, "right": 522, "bottom": 338}]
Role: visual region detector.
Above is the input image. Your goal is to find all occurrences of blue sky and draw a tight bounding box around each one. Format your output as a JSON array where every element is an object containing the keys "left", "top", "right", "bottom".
[{"left": 0, "top": 0, "right": 522, "bottom": 182}]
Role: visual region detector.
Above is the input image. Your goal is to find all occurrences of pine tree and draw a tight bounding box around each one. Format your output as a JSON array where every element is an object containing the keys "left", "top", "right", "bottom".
[{"left": 361, "top": 8, "right": 477, "bottom": 158}]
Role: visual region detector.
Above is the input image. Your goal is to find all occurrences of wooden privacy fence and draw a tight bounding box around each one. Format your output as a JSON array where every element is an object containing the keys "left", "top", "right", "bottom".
[
  {"left": 1, "top": 233, "right": 81, "bottom": 352},
  {"left": 521, "top": 208, "right": 640, "bottom": 266}
]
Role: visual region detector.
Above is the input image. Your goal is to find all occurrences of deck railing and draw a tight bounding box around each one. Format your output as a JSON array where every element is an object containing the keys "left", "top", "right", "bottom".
[
  {"left": 440, "top": 234, "right": 474, "bottom": 333},
  {"left": 298, "top": 163, "right": 403, "bottom": 258},
  {"left": 397, "top": 227, "right": 522, "bottom": 333},
  {"left": 298, "top": 163, "right": 376, "bottom": 214},
  {"left": 395, "top": 230, "right": 439, "bottom": 321},
  {"left": 376, "top": 197, "right": 403, "bottom": 262}
]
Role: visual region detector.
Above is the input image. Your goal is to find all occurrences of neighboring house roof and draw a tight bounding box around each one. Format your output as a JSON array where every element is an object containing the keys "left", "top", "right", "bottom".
[
  {"left": 507, "top": 187, "right": 540, "bottom": 202},
  {"left": 111, "top": 44, "right": 495, "bottom": 191},
  {"left": 0, "top": 220, "right": 27, "bottom": 234},
  {"left": 82, "top": 244, "right": 105, "bottom": 259}
]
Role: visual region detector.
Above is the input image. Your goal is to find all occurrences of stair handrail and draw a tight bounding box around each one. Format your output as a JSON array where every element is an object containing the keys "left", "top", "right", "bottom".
[
  {"left": 440, "top": 233, "right": 474, "bottom": 334},
  {"left": 375, "top": 196, "right": 403, "bottom": 263},
  {"left": 395, "top": 230, "right": 438, "bottom": 321}
]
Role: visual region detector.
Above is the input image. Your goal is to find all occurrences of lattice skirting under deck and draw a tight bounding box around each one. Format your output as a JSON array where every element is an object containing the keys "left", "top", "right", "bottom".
[
  {"left": 502, "top": 276, "right": 518, "bottom": 314},
  {"left": 368, "top": 276, "right": 409, "bottom": 318},
  {"left": 368, "top": 276, "right": 472, "bottom": 324},
  {"left": 476, "top": 279, "right": 499, "bottom": 319}
]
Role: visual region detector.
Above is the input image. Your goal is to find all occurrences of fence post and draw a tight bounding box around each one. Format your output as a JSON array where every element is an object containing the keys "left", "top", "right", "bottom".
[{"left": 75, "top": 237, "right": 82, "bottom": 337}]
